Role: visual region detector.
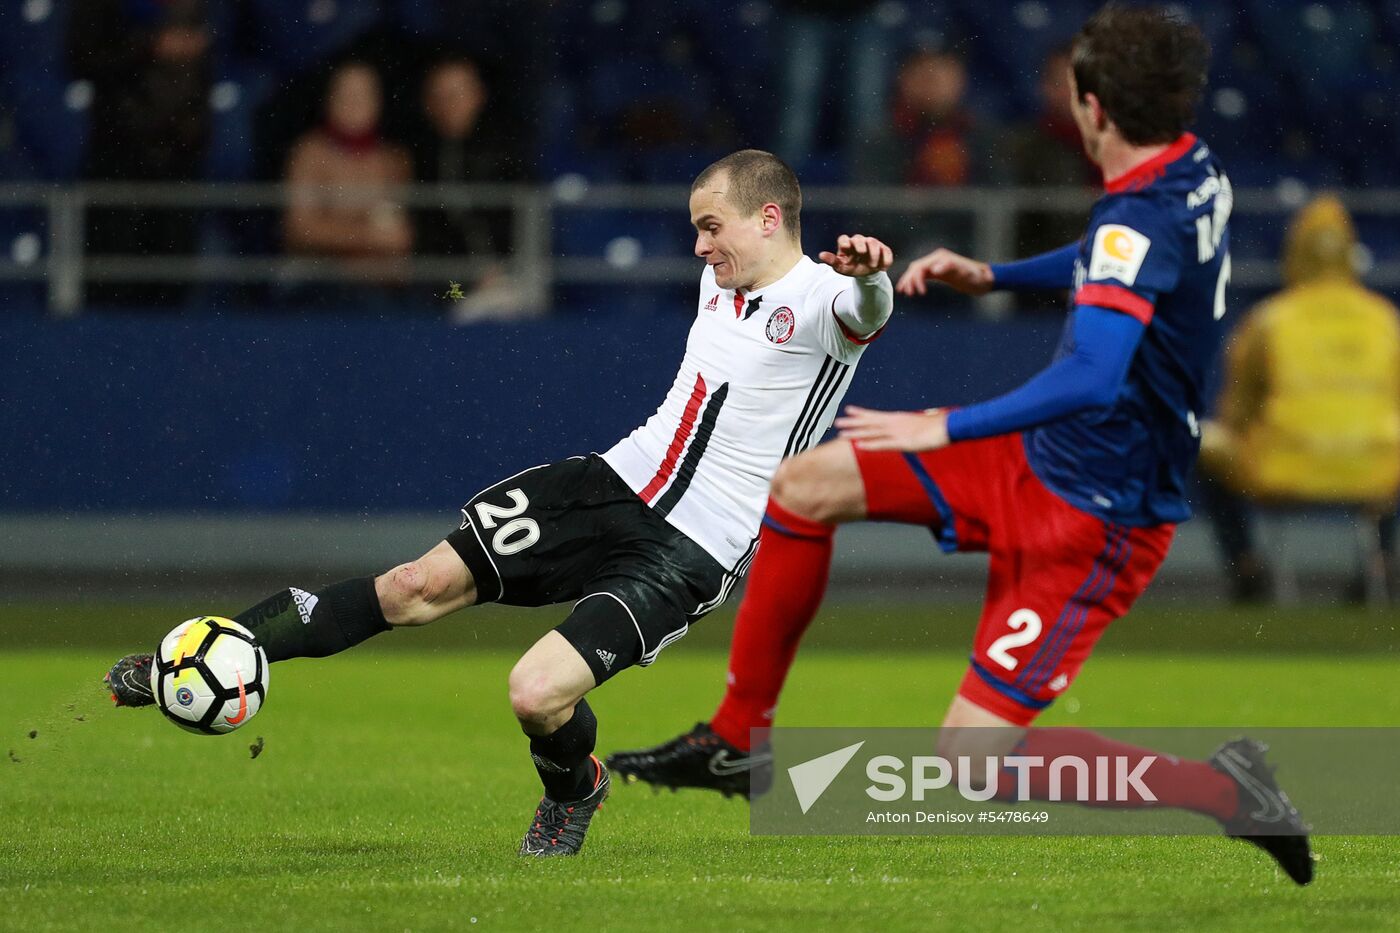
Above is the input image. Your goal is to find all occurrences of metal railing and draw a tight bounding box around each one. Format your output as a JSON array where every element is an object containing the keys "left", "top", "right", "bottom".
[{"left": 2, "top": 182, "right": 1398, "bottom": 316}]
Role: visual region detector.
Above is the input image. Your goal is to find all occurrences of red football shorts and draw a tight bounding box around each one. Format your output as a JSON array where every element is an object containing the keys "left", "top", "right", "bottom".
[{"left": 854, "top": 433, "right": 1175, "bottom": 726}]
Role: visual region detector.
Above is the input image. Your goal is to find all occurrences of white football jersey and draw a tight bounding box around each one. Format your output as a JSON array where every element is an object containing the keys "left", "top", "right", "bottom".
[{"left": 603, "top": 256, "right": 884, "bottom": 578}]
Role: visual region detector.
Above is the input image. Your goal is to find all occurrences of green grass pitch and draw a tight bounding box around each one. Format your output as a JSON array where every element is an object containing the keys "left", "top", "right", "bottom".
[{"left": 2, "top": 600, "right": 1399, "bottom": 931}]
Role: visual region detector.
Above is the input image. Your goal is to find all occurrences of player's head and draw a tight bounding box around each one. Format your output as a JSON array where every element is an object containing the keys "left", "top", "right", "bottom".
[
  {"left": 1068, "top": 4, "right": 1209, "bottom": 162},
  {"left": 690, "top": 150, "right": 801, "bottom": 290}
]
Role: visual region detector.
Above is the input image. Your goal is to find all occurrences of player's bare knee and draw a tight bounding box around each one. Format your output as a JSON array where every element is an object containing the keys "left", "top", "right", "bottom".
[
  {"left": 772, "top": 454, "right": 854, "bottom": 525},
  {"left": 375, "top": 561, "right": 435, "bottom": 625},
  {"left": 508, "top": 662, "right": 570, "bottom": 729},
  {"left": 770, "top": 457, "right": 826, "bottom": 520}
]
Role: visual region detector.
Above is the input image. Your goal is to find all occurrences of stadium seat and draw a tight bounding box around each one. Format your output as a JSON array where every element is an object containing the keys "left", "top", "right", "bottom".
[
  {"left": 10, "top": 77, "right": 88, "bottom": 180},
  {"left": 245, "top": 0, "right": 382, "bottom": 75},
  {"left": 0, "top": 0, "right": 70, "bottom": 80},
  {"left": 952, "top": 0, "right": 1092, "bottom": 111},
  {"left": 204, "top": 63, "right": 278, "bottom": 181}
]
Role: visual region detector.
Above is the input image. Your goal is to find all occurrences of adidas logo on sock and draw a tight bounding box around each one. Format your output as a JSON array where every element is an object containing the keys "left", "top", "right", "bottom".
[
  {"left": 531, "top": 753, "right": 569, "bottom": 773},
  {"left": 290, "top": 587, "right": 319, "bottom": 625},
  {"left": 596, "top": 648, "right": 617, "bottom": 671}
]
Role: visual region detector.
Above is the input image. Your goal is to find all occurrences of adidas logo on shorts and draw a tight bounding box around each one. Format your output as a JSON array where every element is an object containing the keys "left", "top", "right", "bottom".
[{"left": 596, "top": 648, "right": 617, "bottom": 672}]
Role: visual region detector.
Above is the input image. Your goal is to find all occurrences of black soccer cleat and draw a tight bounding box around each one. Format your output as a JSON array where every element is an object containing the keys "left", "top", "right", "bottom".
[
  {"left": 606, "top": 722, "right": 773, "bottom": 800},
  {"left": 519, "top": 755, "right": 611, "bottom": 857},
  {"left": 1209, "top": 737, "right": 1315, "bottom": 885},
  {"left": 104, "top": 653, "right": 156, "bottom": 707}
]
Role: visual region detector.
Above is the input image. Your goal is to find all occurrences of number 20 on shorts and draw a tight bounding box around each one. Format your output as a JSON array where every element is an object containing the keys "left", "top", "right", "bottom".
[{"left": 475, "top": 488, "right": 541, "bottom": 556}]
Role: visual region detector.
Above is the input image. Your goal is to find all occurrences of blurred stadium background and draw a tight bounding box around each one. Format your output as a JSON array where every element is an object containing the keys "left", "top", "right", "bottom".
[{"left": 2, "top": 0, "right": 1399, "bottom": 610}]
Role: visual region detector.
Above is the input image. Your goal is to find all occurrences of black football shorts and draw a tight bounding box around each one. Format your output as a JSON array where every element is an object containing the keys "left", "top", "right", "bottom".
[{"left": 445, "top": 455, "right": 733, "bottom": 682}]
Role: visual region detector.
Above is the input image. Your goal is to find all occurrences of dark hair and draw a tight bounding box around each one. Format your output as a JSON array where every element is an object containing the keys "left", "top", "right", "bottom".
[
  {"left": 1071, "top": 4, "right": 1209, "bottom": 145},
  {"left": 691, "top": 149, "right": 802, "bottom": 239}
]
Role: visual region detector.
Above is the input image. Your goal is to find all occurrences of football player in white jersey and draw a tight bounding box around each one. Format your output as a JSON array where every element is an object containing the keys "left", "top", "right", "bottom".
[{"left": 103, "top": 149, "right": 894, "bottom": 857}]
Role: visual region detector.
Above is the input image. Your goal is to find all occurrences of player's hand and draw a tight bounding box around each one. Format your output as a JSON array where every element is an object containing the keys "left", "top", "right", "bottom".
[
  {"left": 835, "top": 405, "right": 951, "bottom": 452},
  {"left": 819, "top": 234, "right": 894, "bottom": 278},
  {"left": 896, "top": 248, "right": 993, "bottom": 297}
]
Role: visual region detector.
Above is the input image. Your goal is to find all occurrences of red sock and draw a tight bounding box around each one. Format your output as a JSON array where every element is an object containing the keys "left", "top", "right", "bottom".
[
  {"left": 1002, "top": 728, "right": 1238, "bottom": 820},
  {"left": 710, "top": 498, "right": 835, "bottom": 750}
]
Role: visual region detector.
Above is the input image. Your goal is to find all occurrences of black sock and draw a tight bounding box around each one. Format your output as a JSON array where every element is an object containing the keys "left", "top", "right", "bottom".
[
  {"left": 529, "top": 699, "right": 598, "bottom": 801},
  {"left": 232, "top": 577, "right": 391, "bottom": 663}
]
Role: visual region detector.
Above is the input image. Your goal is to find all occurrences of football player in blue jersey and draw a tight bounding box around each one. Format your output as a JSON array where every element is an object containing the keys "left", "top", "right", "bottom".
[{"left": 608, "top": 4, "right": 1313, "bottom": 885}]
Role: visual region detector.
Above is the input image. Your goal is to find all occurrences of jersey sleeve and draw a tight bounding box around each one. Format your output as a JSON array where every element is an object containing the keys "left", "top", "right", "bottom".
[
  {"left": 1075, "top": 196, "right": 1183, "bottom": 325},
  {"left": 806, "top": 269, "right": 888, "bottom": 364}
]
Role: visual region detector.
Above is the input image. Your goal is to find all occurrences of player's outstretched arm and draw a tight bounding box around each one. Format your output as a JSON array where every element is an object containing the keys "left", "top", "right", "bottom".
[
  {"left": 820, "top": 234, "right": 895, "bottom": 338},
  {"left": 896, "top": 248, "right": 993, "bottom": 297},
  {"left": 896, "top": 243, "right": 1079, "bottom": 297},
  {"left": 835, "top": 304, "right": 1146, "bottom": 451}
]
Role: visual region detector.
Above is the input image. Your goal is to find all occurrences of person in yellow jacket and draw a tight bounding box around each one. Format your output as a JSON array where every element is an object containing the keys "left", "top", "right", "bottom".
[{"left": 1200, "top": 194, "right": 1400, "bottom": 601}]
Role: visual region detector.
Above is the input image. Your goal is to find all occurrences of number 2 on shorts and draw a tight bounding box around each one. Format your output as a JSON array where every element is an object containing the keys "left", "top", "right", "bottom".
[{"left": 986, "top": 608, "right": 1043, "bottom": 670}]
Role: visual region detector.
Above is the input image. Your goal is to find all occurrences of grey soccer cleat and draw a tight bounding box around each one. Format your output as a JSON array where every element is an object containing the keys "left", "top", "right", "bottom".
[
  {"left": 104, "top": 653, "right": 156, "bottom": 707},
  {"left": 519, "top": 755, "right": 611, "bottom": 857}
]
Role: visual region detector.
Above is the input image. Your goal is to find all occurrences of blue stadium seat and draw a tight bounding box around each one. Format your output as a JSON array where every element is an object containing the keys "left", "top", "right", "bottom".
[
  {"left": 246, "top": 0, "right": 381, "bottom": 75},
  {"left": 1384, "top": 0, "right": 1400, "bottom": 43},
  {"left": 0, "top": 0, "right": 70, "bottom": 80},
  {"left": 952, "top": 0, "right": 1092, "bottom": 111},
  {"left": 1248, "top": 0, "right": 1376, "bottom": 100},
  {"left": 1356, "top": 216, "right": 1400, "bottom": 265},
  {"left": 0, "top": 205, "right": 48, "bottom": 310},
  {"left": 10, "top": 77, "right": 88, "bottom": 179},
  {"left": 204, "top": 63, "right": 277, "bottom": 181}
]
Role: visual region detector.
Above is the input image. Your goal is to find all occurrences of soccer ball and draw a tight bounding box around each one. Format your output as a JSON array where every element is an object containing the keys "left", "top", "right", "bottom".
[{"left": 152, "top": 616, "right": 269, "bottom": 735}]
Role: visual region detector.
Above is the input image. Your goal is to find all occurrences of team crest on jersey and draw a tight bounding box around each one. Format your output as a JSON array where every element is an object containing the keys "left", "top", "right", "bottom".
[{"left": 765, "top": 306, "right": 796, "bottom": 344}]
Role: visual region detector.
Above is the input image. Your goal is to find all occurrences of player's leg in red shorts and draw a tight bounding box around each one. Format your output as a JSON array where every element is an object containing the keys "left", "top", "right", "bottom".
[
  {"left": 904, "top": 437, "right": 1239, "bottom": 820},
  {"left": 708, "top": 436, "right": 1006, "bottom": 749}
]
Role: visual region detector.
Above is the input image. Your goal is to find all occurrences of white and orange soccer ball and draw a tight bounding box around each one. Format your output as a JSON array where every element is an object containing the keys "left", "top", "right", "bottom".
[{"left": 152, "top": 616, "right": 268, "bottom": 735}]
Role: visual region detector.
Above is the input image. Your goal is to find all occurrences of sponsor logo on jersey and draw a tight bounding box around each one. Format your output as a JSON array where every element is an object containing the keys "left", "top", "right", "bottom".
[
  {"left": 1089, "top": 224, "right": 1151, "bottom": 286},
  {"left": 765, "top": 306, "right": 796, "bottom": 344},
  {"left": 704, "top": 294, "right": 719, "bottom": 312},
  {"left": 290, "top": 587, "right": 319, "bottom": 625},
  {"left": 595, "top": 648, "right": 617, "bottom": 672}
]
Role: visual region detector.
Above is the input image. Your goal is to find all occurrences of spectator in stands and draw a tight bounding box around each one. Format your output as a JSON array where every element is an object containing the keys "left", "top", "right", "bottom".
[
  {"left": 888, "top": 47, "right": 1001, "bottom": 188},
  {"left": 877, "top": 46, "right": 1002, "bottom": 292},
  {"left": 773, "top": 0, "right": 891, "bottom": 179},
  {"left": 411, "top": 57, "right": 530, "bottom": 321},
  {"left": 1007, "top": 45, "right": 1099, "bottom": 260},
  {"left": 283, "top": 61, "right": 413, "bottom": 278},
  {"left": 69, "top": 0, "right": 211, "bottom": 307},
  {"left": 1199, "top": 195, "right": 1400, "bottom": 602}
]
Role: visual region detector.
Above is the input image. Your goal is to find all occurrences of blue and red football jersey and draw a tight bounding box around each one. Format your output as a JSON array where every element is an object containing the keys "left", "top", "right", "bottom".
[{"left": 1025, "top": 133, "right": 1233, "bottom": 526}]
